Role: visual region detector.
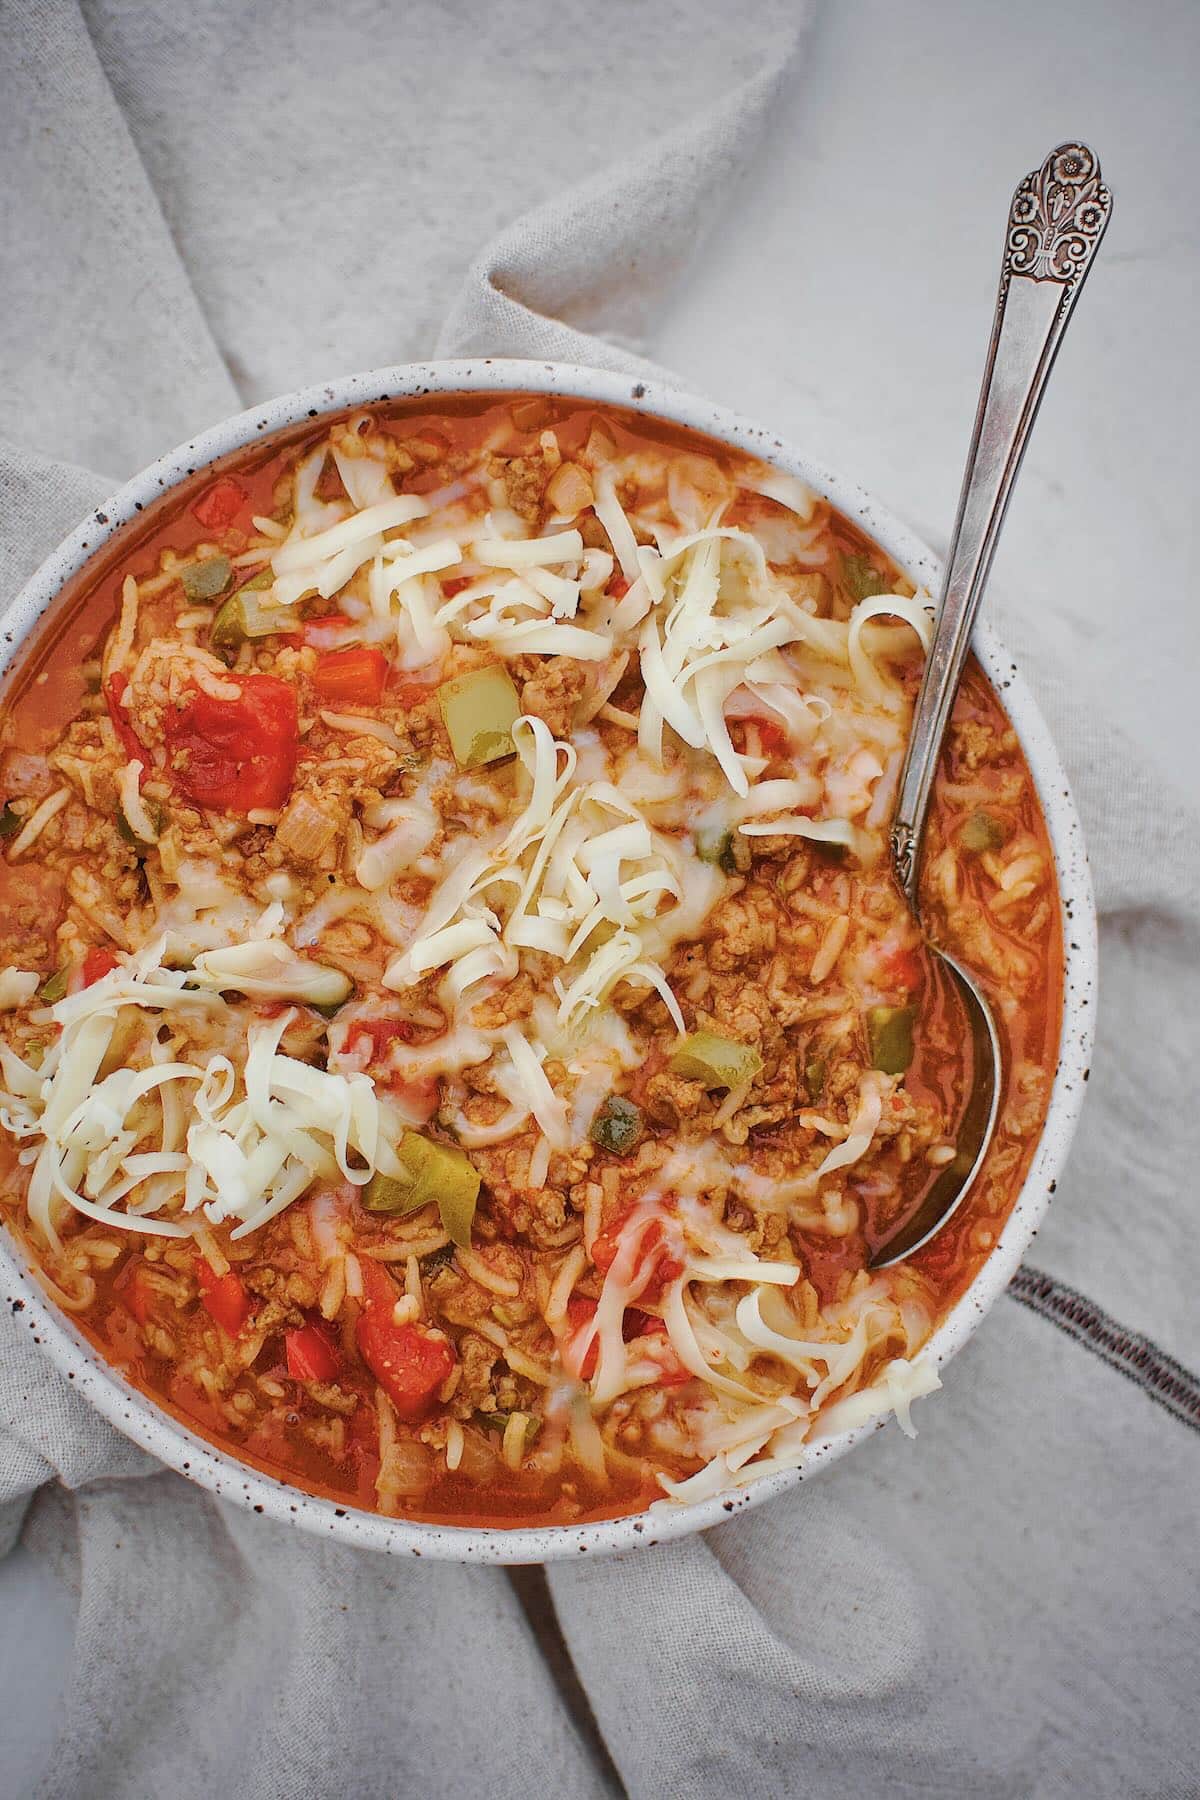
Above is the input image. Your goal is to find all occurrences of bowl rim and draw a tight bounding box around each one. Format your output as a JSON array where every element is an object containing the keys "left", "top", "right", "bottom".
[{"left": 0, "top": 358, "right": 1096, "bottom": 1563}]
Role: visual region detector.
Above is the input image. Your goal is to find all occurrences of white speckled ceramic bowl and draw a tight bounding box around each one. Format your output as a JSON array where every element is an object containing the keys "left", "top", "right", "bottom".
[{"left": 0, "top": 361, "right": 1096, "bottom": 1562}]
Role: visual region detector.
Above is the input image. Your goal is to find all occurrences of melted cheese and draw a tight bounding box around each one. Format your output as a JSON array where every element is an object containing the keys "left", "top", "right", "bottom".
[
  {"left": 0, "top": 969, "right": 38, "bottom": 1011},
  {"left": 270, "top": 493, "right": 430, "bottom": 607},
  {"left": 383, "top": 715, "right": 692, "bottom": 1048},
  {"left": 0, "top": 947, "right": 385, "bottom": 1248}
]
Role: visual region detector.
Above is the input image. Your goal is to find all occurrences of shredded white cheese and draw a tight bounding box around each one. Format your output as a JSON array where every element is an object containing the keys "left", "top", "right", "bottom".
[
  {"left": 0, "top": 946, "right": 383, "bottom": 1249},
  {"left": 0, "top": 969, "right": 39, "bottom": 1011},
  {"left": 7, "top": 789, "right": 70, "bottom": 859},
  {"left": 383, "top": 715, "right": 691, "bottom": 1047},
  {"left": 269, "top": 493, "right": 431, "bottom": 608}
]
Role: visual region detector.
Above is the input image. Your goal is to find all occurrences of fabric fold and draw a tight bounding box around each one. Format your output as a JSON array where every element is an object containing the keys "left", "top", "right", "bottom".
[
  {"left": 0, "top": 1, "right": 239, "bottom": 473},
  {"left": 549, "top": 1300, "right": 1200, "bottom": 1799},
  {"left": 436, "top": 24, "right": 807, "bottom": 367},
  {"left": 31, "top": 1478, "right": 611, "bottom": 1800}
]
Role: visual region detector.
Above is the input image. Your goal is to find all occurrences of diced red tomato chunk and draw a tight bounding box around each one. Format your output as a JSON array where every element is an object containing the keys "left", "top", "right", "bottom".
[
  {"left": 729, "top": 714, "right": 789, "bottom": 757},
  {"left": 750, "top": 716, "right": 789, "bottom": 755},
  {"left": 880, "top": 943, "right": 923, "bottom": 993},
  {"left": 103, "top": 671, "right": 149, "bottom": 771},
  {"left": 564, "top": 1296, "right": 598, "bottom": 1380},
  {"left": 192, "top": 478, "right": 246, "bottom": 532},
  {"left": 311, "top": 646, "right": 387, "bottom": 707},
  {"left": 356, "top": 1259, "right": 455, "bottom": 1422},
  {"left": 590, "top": 1212, "right": 628, "bottom": 1276},
  {"left": 80, "top": 947, "right": 118, "bottom": 987},
  {"left": 591, "top": 1209, "right": 684, "bottom": 1301},
  {"left": 285, "top": 1320, "right": 341, "bottom": 1383},
  {"left": 166, "top": 674, "right": 298, "bottom": 813},
  {"left": 348, "top": 1017, "right": 416, "bottom": 1058},
  {"left": 196, "top": 1261, "right": 252, "bottom": 1336}
]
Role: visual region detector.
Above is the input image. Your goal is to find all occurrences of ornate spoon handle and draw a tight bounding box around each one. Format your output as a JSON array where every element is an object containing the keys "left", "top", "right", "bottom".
[{"left": 891, "top": 143, "right": 1112, "bottom": 908}]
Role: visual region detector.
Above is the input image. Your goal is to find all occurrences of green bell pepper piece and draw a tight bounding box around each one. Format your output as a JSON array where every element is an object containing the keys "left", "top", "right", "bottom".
[
  {"left": 804, "top": 1056, "right": 826, "bottom": 1102},
  {"left": 669, "top": 1030, "right": 763, "bottom": 1090},
  {"left": 210, "top": 588, "right": 302, "bottom": 664},
  {"left": 180, "top": 556, "right": 233, "bottom": 603},
  {"left": 694, "top": 825, "right": 735, "bottom": 873},
  {"left": 363, "top": 1131, "right": 481, "bottom": 1246},
  {"left": 589, "top": 1094, "right": 644, "bottom": 1156},
  {"left": 477, "top": 1409, "right": 541, "bottom": 1447},
  {"left": 437, "top": 666, "right": 521, "bottom": 769},
  {"left": 867, "top": 1005, "right": 916, "bottom": 1076},
  {"left": 959, "top": 809, "right": 1007, "bottom": 853},
  {"left": 38, "top": 967, "right": 69, "bottom": 1004},
  {"left": 840, "top": 551, "right": 888, "bottom": 604},
  {"left": 116, "top": 795, "right": 165, "bottom": 848}
]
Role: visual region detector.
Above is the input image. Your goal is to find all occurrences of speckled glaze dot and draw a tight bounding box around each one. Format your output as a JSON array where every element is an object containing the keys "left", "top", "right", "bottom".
[{"left": 0, "top": 361, "right": 1097, "bottom": 1565}]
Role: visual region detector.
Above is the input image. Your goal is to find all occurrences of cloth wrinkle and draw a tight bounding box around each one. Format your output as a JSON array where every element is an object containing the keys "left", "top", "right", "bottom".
[
  {"left": 702, "top": 1503, "right": 929, "bottom": 1700},
  {"left": 435, "top": 26, "right": 803, "bottom": 370},
  {"left": 1, "top": 0, "right": 240, "bottom": 472}
]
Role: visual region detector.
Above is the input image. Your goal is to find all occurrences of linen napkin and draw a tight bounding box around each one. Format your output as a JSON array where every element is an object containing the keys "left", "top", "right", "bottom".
[{"left": 2, "top": 5, "right": 1198, "bottom": 1797}]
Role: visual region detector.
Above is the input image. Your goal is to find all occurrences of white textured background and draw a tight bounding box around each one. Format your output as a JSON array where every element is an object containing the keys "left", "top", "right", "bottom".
[{"left": 2, "top": 0, "right": 1197, "bottom": 1789}]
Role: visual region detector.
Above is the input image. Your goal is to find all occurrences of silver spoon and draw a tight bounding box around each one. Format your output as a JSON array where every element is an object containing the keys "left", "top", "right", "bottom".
[{"left": 868, "top": 142, "right": 1112, "bottom": 1269}]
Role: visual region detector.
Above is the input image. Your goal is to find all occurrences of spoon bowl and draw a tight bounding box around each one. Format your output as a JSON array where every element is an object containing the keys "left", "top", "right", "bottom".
[{"left": 868, "top": 951, "right": 1001, "bottom": 1268}]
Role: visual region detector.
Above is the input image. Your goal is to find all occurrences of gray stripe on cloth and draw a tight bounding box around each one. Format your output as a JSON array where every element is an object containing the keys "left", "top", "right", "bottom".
[{"left": 1008, "top": 1265, "right": 1200, "bottom": 1436}]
